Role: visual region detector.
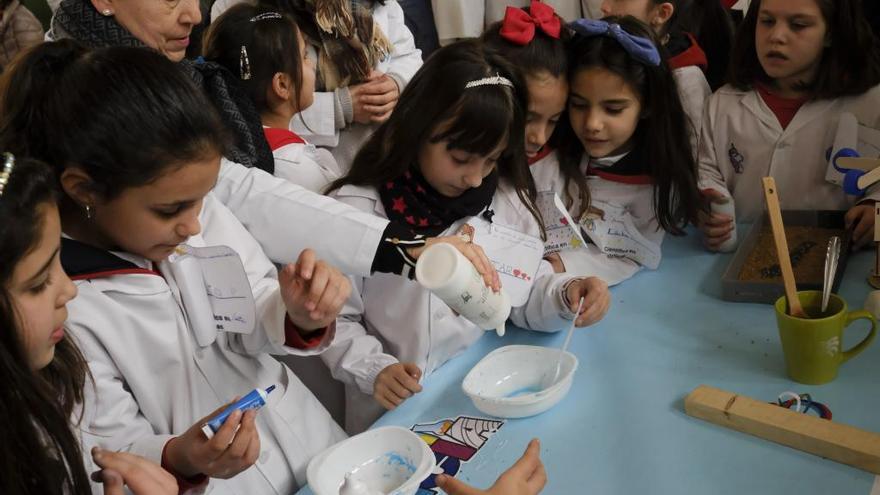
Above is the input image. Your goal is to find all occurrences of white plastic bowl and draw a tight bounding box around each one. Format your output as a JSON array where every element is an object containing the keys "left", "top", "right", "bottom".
[
  {"left": 307, "top": 426, "right": 435, "bottom": 495},
  {"left": 462, "top": 345, "right": 578, "bottom": 418}
]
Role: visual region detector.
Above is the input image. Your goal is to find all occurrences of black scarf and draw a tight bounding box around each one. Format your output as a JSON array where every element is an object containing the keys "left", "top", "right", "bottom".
[
  {"left": 52, "top": 0, "right": 275, "bottom": 173},
  {"left": 379, "top": 167, "right": 498, "bottom": 237}
]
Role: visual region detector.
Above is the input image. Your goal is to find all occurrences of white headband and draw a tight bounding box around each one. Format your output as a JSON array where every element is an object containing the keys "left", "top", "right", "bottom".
[
  {"left": 464, "top": 75, "right": 514, "bottom": 89},
  {"left": 0, "top": 153, "right": 15, "bottom": 198}
]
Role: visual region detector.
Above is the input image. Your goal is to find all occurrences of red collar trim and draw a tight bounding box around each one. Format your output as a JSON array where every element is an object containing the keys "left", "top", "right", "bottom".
[
  {"left": 668, "top": 33, "right": 708, "bottom": 71},
  {"left": 70, "top": 268, "right": 162, "bottom": 281},
  {"left": 587, "top": 167, "right": 653, "bottom": 185},
  {"left": 528, "top": 146, "right": 554, "bottom": 165},
  {"left": 264, "top": 127, "right": 306, "bottom": 151}
]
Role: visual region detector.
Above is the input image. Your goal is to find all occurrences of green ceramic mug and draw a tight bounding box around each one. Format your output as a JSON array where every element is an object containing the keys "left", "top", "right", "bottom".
[{"left": 774, "top": 291, "right": 876, "bottom": 385}]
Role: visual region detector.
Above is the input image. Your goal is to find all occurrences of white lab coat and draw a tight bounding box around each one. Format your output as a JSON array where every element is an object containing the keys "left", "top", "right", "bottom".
[
  {"left": 66, "top": 193, "right": 347, "bottom": 495},
  {"left": 324, "top": 180, "right": 579, "bottom": 433},
  {"left": 674, "top": 65, "right": 710, "bottom": 155},
  {"left": 213, "top": 159, "right": 388, "bottom": 276},
  {"left": 272, "top": 140, "right": 341, "bottom": 193},
  {"left": 698, "top": 84, "right": 880, "bottom": 222},
  {"left": 531, "top": 151, "right": 663, "bottom": 286}
]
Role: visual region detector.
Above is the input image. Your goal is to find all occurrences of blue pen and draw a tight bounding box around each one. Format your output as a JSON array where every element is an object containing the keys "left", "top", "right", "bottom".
[{"left": 202, "top": 385, "right": 276, "bottom": 438}]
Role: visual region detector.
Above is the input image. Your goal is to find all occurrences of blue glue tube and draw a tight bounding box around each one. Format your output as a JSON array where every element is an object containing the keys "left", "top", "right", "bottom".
[{"left": 201, "top": 385, "right": 275, "bottom": 438}]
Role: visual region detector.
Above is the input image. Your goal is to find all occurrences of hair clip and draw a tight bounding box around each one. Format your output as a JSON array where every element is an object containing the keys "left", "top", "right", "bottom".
[
  {"left": 240, "top": 45, "right": 252, "bottom": 80},
  {"left": 569, "top": 18, "right": 661, "bottom": 66},
  {"left": 464, "top": 74, "right": 514, "bottom": 89},
  {"left": 250, "top": 12, "right": 283, "bottom": 22},
  {"left": 0, "top": 152, "right": 15, "bottom": 198}
]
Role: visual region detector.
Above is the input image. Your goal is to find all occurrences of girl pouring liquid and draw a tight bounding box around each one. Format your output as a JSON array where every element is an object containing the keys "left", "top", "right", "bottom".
[{"left": 323, "top": 39, "right": 611, "bottom": 434}]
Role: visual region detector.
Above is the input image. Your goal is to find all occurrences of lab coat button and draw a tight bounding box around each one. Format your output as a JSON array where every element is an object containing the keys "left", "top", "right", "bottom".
[
  {"left": 259, "top": 450, "right": 271, "bottom": 464},
  {"left": 194, "top": 348, "right": 205, "bottom": 360}
]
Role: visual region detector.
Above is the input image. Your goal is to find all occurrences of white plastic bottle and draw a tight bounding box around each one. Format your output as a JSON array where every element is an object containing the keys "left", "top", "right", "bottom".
[
  {"left": 415, "top": 243, "right": 511, "bottom": 336},
  {"left": 712, "top": 195, "right": 738, "bottom": 253}
]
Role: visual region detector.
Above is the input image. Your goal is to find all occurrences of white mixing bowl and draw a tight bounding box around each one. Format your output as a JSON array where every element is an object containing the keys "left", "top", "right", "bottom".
[
  {"left": 306, "top": 426, "right": 435, "bottom": 495},
  {"left": 462, "top": 344, "right": 578, "bottom": 418}
]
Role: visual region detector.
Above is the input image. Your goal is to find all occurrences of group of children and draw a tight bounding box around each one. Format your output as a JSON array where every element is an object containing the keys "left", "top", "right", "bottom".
[{"left": 1, "top": 0, "right": 879, "bottom": 493}]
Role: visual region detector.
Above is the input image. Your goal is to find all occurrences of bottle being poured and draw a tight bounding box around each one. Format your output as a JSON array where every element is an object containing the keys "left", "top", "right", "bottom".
[{"left": 414, "top": 243, "right": 510, "bottom": 336}]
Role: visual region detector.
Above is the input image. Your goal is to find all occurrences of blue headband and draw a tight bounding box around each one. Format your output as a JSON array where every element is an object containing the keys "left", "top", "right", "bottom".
[{"left": 569, "top": 19, "right": 661, "bottom": 67}]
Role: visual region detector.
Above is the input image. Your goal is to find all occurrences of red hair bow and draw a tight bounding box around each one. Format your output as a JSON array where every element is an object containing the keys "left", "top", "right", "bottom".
[{"left": 499, "top": 1, "right": 562, "bottom": 46}]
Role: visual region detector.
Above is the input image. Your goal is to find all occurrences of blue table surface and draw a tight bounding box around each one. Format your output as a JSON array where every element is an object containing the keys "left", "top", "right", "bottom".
[{"left": 298, "top": 231, "right": 880, "bottom": 495}]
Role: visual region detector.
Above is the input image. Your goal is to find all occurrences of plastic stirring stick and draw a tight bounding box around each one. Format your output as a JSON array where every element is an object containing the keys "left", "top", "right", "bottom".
[{"left": 547, "top": 296, "right": 584, "bottom": 388}]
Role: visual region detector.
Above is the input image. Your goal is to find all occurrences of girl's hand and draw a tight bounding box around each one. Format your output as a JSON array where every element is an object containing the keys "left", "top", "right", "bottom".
[
  {"left": 544, "top": 253, "right": 566, "bottom": 273},
  {"left": 280, "top": 249, "right": 351, "bottom": 331},
  {"left": 565, "top": 277, "right": 610, "bottom": 327},
  {"left": 407, "top": 236, "right": 501, "bottom": 292},
  {"left": 698, "top": 188, "right": 734, "bottom": 251},
  {"left": 361, "top": 73, "right": 400, "bottom": 123},
  {"left": 164, "top": 402, "right": 261, "bottom": 479},
  {"left": 435, "top": 439, "right": 547, "bottom": 495},
  {"left": 373, "top": 362, "right": 423, "bottom": 410},
  {"left": 91, "top": 448, "right": 177, "bottom": 495},
  {"left": 845, "top": 204, "right": 875, "bottom": 249}
]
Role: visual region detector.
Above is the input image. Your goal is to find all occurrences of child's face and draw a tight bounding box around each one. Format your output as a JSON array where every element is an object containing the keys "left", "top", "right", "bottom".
[
  {"left": 568, "top": 66, "right": 642, "bottom": 158},
  {"left": 296, "top": 30, "right": 316, "bottom": 111},
  {"left": 8, "top": 203, "right": 77, "bottom": 371},
  {"left": 418, "top": 128, "right": 505, "bottom": 197},
  {"left": 525, "top": 71, "right": 568, "bottom": 159},
  {"left": 600, "top": 0, "right": 670, "bottom": 32},
  {"left": 755, "top": 0, "right": 828, "bottom": 92},
  {"left": 87, "top": 155, "right": 221, "bottom": 263}
]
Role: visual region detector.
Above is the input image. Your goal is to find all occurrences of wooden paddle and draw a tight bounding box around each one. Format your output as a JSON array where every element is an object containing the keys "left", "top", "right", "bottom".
[{"left": 761, "top": 177, "right": 806, "bottom": 318}]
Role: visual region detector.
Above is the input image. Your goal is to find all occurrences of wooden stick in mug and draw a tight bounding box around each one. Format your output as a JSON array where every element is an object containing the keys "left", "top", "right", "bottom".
[{"left": 761, "top": 177, "right": 805, "bottom": 318}]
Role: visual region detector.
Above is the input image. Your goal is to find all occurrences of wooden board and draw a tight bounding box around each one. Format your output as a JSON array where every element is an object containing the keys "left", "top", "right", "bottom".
[{"left": 685, "top": 385, "right": 880, "bottom": 474}]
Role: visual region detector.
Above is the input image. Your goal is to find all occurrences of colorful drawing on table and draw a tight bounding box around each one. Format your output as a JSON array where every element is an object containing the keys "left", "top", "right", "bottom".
[
  {"left": 410, "top": 415, "right": 504, "bottom": 494},
  {"left": 536, "top": 191, "right": 587, "bottom": 256}
]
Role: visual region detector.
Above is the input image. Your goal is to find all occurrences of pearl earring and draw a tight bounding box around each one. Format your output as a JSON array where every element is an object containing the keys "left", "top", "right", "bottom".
[
  {"left": 85, "top": 205, "right": 93, "bottom": 219},
  {"left": 101, "top": 9, "right": 113, "bottom": 16}
]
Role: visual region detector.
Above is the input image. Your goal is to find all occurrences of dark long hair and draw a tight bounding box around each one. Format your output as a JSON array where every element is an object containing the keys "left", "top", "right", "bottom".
[
  {"left": 0, "top": 157, "right": 91, "bottom": 495},
  {"left": 204, "top": 3, "right": 305, "bottom": 114},
  {"left": 556, "top": 16, "right": 701, "bottom": 234},
  {"left": 327, "top": 39, "right": 545, "bottom": 234},
  {"left": 0, "top": 40, "right": 227, "bottom": 200},
  {"left": 668, "top": 0, "right": 734, "bottom": 89},
  {"left": 728, "top": 0, "right": 880, "bottom": 98}
]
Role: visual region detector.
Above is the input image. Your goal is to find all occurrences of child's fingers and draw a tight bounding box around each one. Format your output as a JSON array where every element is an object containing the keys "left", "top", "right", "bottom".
[
  {"left": 526, "top": 461, "right": 548, "bottom": 493},
  {"left": 387, "top": 375, "right": 414, "bottom": 399},
  {"left": 396, "top": 369, "right": 423, "bottom": 394},
  {"left": 224, "top": 409, "right": 258, "bottom": 462},
  {"left": 374, "top": 393, "right": 397, "bottom": 411},
  {"left": 435, "top": 473, "right": 480, "bottom": 495},
  {"left": 92, "top": 449, "right": 176, "bottom": 494},
  {"left": 98, "top": 469, "right": 125, "bottom": 495},
  {"left": 402, "top": 362, "right": 423, "bottom": 382},
  {"left": 467, "top": 243, "right": 500, "bottom": 291},
  {"left": 208, "top": 409, "right": 243, "bottom": 455},
  {"left": 295, "top": 249, "right": 316, "bottom": 280},
  {"left": 360, "top": 91, "right": 396, "bottom": 106},
  {"left": 305, "top": 264, "right": 331, "bottom": 313},
  {"left": 508, "top": 439, "right": 542, "bottom": 477}
]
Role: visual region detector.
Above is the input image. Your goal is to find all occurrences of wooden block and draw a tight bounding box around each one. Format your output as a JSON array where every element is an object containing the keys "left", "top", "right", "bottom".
[{"left": 685, "top": 385, "right": 880, "bottom": 474}]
